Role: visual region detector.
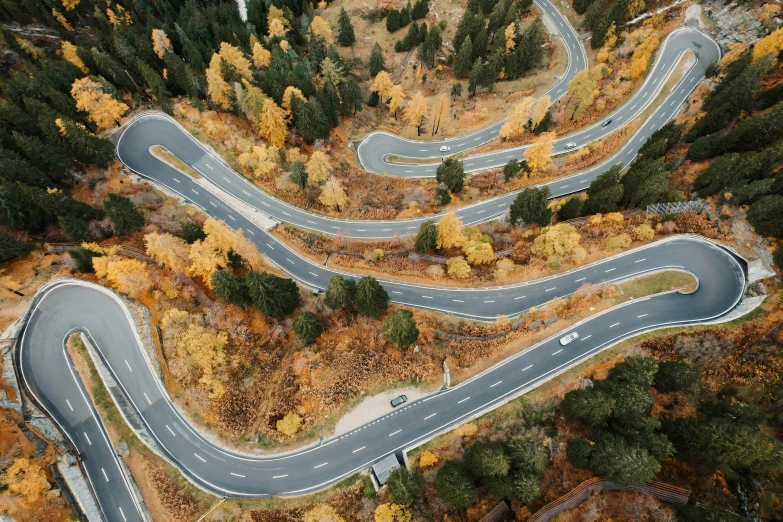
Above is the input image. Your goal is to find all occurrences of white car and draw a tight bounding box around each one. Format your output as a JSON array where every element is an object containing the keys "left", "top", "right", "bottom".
[
  {"left": 439, "top": 145, "right": 451, "bottom": 152},
  {"left": 559, "top": 331, "right": 579, "bottom": 345},
  {"left": 565, "top": 142, "right": 577, "bottom": 150}
]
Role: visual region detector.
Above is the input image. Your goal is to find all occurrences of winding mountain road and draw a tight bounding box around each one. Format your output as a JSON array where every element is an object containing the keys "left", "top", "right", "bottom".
[{"left": 15, "top": 4, "right": 739, "bottom": 522}]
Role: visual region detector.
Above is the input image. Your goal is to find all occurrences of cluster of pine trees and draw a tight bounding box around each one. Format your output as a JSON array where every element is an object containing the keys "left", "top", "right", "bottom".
[
  {"left": 575, "top": 0, "right": 634, "bottom": 49},
  {"left": 385, "top": 0, "right": 428, "bottom": 33},
  {"left": 564, "top": 357, "right": 692, "bottom": 487},
  {"left": 452, "top": 0, "right": 544, "bottom": 94},
  {"left": 0, "top": 0, "right": 373, "bottom": 262},
  {"left": 685, "top": 48, "right": 783, "bottom": 242}
]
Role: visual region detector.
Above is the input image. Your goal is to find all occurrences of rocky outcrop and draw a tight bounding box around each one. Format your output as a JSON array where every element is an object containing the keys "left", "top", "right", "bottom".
[{"left": 701, "top": 0, "right": 782, "bottom": 46}]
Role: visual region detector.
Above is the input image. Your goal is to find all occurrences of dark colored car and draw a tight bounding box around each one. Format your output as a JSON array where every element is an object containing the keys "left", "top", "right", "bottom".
[
  {"left": 601, "top": 119, "right": 612, "bottom": 127},
  {"left": 390, "top": 395, "right": 407, "bottom": 408}
]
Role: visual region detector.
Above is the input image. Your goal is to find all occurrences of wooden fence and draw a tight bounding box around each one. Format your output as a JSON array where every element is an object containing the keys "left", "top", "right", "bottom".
[{"left": 527, "top": 477, "right": 691, "bottom": 522}]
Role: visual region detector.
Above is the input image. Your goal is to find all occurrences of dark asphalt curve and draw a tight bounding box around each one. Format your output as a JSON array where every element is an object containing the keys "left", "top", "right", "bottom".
[
  {"left": 357, "top": 27, "right": 719, "bottom": 177},
  {"left": 116, "top": 32, "right": 718, "bottom": 241},
  {"left": 20, "top": 238, "right": 745, "bottom": 521},
  {"left": 356, "top": 0, "right": 587, "bottom": 173}
]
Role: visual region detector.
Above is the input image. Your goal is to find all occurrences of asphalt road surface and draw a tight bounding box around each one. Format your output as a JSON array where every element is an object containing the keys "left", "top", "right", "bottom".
[
  {"left": 356, "top": 0, "right": 588, "bottom": 174},
  {"left": 357, "top": 28, "right": 719, "bottom": 177},
  {"left": 117, "top": 28, "right": 719, "bottom": 241},
  {"left": 19, "top": 4, "right": 735, "bottom": 520},
  {"left": 20, "top": 239, "right": 746, "bottom": 521}
]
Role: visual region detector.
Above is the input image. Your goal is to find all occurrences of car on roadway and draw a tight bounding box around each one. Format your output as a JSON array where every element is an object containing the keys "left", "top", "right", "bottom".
[
  {"left": 559, "top": 332, "right": 579, "bottom": 345},
  {"left": 390, "top": 395, "right": 408, "bottom": 408},
  {"left": 439, "top": 145, "right": 451, "bottom": 152},
  {"left": 601, "top": 119, "right": 612, "bottom": 127},
  {"left": 565, "top": 142, "right": 577, "bottom": 150}
]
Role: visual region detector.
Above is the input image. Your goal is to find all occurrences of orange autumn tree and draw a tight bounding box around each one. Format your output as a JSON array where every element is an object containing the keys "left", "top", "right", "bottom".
[
  {"left": 259, "top": 97, "right": 288, "bottom": 147},
  {"left": 151, "top": 28, "right": 171, "bottom": 59},
  {"left": 61, "top": 41, "right": 87, "bottom": 73},
  {"left": 92, "top": 256, "right": 153, "bottom": 298},
  {"left": 500, "top": 96, "right": 534, "bottom": 140},
  {"left": 70, "top": 77, "right": 129, "bottom": 131},
  {"left": 206, "top": 54, "right": 232, "bottom": 109},
  {"left": 189, "top": 218, "right": 263, "bottom": 284},
  {"left": 404, "top": 92, "right": 428, "bottom": 134},
  {"left": 525, "top": 131, "right": 555, "bottom": 174},
  {"left": 144, "top": 232, "right": 191, "bottom": 273},
  {"left": 306, "top": 150, "right": 331, "bottom": 183},
  {"left": 436, "top": 212, "right": 466, "bottom": 249}
]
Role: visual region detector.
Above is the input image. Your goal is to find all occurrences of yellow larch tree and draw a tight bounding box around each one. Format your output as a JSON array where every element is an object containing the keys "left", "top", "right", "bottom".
[
  {"left": 177, "top": 322, "right": 228, "bottom": 399},
  {"left": 259, "top": 97, "right": 289, "bottom": 147},
  {"left": 320, "top": 177, "right": 348, "bottom": 211},
  {"left": 436, "top": 212, "right": 466, "bottom": 249},
  {"left": 3, "top": 459, "right": 49, "bottom": 502},
  {"left": 218, "top": 42, "right": 252, "bottom": 79},
  {"left": 267, "top": 6, "right": 290, "bottom": 39},
  {"left": 206, "top": 54, "right": 232, "bottom": 110},
  {"left": 144, "top": 232, "right": 191, "bottom": 273},
  {"left": 564, "top": 68, "right": 597, "bottom": 120},
  {"left": 306, "top": 150, "right": 331, "bottom": 183},
  {"left": 404, "top": 92, "right": 428, "bottom": 134},
  {"left": 387, "top": 84, "right": 407, "bottom": 119},
  {"left": 463, "top": 240, "right": 496, "bottom": 265},
  {"left": 61, "top": 0, "right": 81, "bottom": 10},
  {"left": 530, "top": 95, "right": 551, "bottom": 128},
  {"left": 188, "top": 238, "right": 228, "bottom": 284},
  {"left": 277, "top": 412, "right": 302, "bottom": 436},
  {"left": 310, "top": 15, "right": 333, "bottom": 42},
  {"left": 252, "top": 41, "right": 271, "bottom": 68},
  {"left": 151, "top": 29, "right": 171, "bottom": 59},
  {"left": 754, "top": 26, "right": 783, "bottom": 60},
  {"left": 375, "top": 503, "right": 412, "bottom": 522},
  {"left": 533, "top": 223, "right": 583, "bottom": 263},
  {"left": 370, "top": 71, "right": 394, "bottom": 103},
  {"left": 499, "top": 96, "right": 534, "bottom": 140},
  {"left": 282, "top": 85, "right": 306, "bottom": 116},
  {"left": 628, "top": 0, "right": 646, "bottom": 18},
  {"left": 625, "top": 31, "right": 660, "bottom": 79},
  {"left": 106, "top": 4, "right": 132, "bottom": 26},
  {"left": 505, "top": 23, "right": 517, "bottom": 53},
  {"left": 70, "top": 77, "right": 129, "bottom": 131},
  {"left": 52, "top": 9, "right": 74, "bottom": 31},
  {"left": 92, "top": 256, "right": 153, "bottom": 298},
  {"left": 432, "top": 93, "right": 450, "bottom": 135},
  {"left": 525, "top": 131, "right": 555, "bottom": 174},
  {"left": 61, "top": 41, "right": 87, "bottom": 73},
  {"left": 303, "top": 504, "right": 345, "bottom": 522}
]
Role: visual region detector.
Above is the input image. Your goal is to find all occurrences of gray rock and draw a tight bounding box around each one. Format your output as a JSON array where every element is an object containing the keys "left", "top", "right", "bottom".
[
  {"left": 116, "top": 439, "right": 130, "bottom": 458},
  {"left": 29, "top": 417, "right": 62, "bottom": 442}
]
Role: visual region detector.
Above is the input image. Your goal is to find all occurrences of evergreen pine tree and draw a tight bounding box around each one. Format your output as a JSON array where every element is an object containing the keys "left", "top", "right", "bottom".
[
  {"left": 509, "top": 186, "right": 552, "bottom": 226},
  {"left": 414, "top": 219, "right": 438, "bottom": 253},
  {"left": 324, "top": 275, "right": 356, "bottom": 310},
  {"left": 246, "top": 270, "right": 301, "bottom": 318},
  {"left": 454, "top": 37, "right": 474, "bottom": 79},
  {"left": 339, "top": 77, "right": 363, "bottom": 116},
  {"left": 103, "top": 193, "right": 145, "bottom": 234},
  {"left": 337, "top": 7, "right": 356, "bottom": 46},
  {"left": 354, "top": 276, "right": 389, "bottom": 318},
  {"left": 211, "top": 269, "right": 251, "bottom": 305},
  {"left": 582, "top": 164, "right": 624, "bottom": 214},
  {"left": 369, "top": 43, "right": 386, "bottom": 76},
  {"left": 293, "top": 311, "right": 323, "bottom": 342}
]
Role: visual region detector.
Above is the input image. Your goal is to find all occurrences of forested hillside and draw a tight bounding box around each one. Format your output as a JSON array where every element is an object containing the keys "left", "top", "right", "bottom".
[{"left": 0, "top": 0, "right": 369, "bottom": 261}]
